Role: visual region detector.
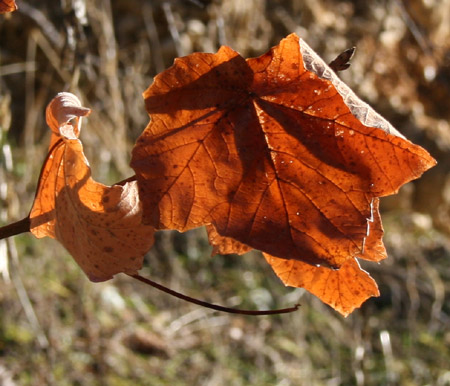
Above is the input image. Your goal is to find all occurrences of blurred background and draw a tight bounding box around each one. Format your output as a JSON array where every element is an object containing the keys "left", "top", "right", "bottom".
[{"left": 0, "top": 0, "right": 449, "bottom": 384}]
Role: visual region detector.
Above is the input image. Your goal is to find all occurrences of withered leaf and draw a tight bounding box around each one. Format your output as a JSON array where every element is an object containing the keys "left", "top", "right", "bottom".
[
  {"left": 131, "top": 33, "right": 436, "bottom": 272},
  {"left": 45, "top": 91, "right": 91, "bottom": 148},
  {"left": 264, "top": 254, "right": 379, "bottom": 317},
  {"left": 0, "top": 0, "right": 17, "bottom": 14},
  {"left": 30, "top": 93, "right": 154, "bottom": 282}
]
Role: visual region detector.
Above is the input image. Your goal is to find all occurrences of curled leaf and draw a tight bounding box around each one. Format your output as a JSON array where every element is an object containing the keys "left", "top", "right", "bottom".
[
  {"left": 30, "top": 93, "right": 154, "bottom": 282},
  {"left": 45, "top": 92, "right": 91, "bottom": 148}
]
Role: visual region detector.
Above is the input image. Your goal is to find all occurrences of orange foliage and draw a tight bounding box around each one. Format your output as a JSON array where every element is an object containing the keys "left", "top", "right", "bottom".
[
  {"left": 28, "top": 33, "right": 436, "bottom": 315},
  {"left": 264, "top": 254, "right": 379, "bottom": 317},
  {"left": 30, "top": 93, "right": 154, "bottom": 282},
  {"left": 131, "top": 33, "right": 435, "bottom": 314}
]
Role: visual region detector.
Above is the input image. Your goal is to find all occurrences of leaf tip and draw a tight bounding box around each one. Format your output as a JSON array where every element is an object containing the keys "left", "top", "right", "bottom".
[{"left": 46, "top": 92, "right": 91, "bottom": 137}]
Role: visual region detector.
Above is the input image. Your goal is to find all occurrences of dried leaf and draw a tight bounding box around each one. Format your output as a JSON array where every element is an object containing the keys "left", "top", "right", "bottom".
[
  {"left": 131, "top": 33, "right": 436, "bottom": 271},
  {"left": 30, "top": 93, "right": 154, "bottom": 282},
  {"left": 0, "top": 0, "right": 17, "bottom": 14},
  {"left": 264, "top": 254, "right": 379, "bottom": 317},
  {"left": 45, "top": 91, "right": 91, "bottom": 148}
]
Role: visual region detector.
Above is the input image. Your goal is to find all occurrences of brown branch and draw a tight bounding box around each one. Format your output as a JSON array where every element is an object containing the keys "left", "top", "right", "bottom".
[
  {"left": 0, "top": 216, "right": 31, "bottom": 240},
  {"left": 128, "top": 273, "right": 300, "bottom": 315}
]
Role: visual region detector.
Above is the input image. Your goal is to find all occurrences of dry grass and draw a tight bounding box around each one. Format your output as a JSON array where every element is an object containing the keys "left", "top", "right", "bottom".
[{"left": 0, "top": 0, "right": 449, "bottom": 385}]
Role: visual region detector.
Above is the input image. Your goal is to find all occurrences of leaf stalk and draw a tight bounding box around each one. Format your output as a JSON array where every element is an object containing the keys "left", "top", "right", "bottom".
[
  {"left": 129, "top": 273, "right": 300, "bottom": 315},
  {"left": 0, "top": 216, "right": 30, "bottom": 240}
]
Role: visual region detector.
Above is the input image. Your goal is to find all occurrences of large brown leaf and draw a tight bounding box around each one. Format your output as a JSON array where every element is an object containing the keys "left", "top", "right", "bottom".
[
  {"left": 131, "top": 33, "right": 436, "bottom": 269},
  {"left": 30, "top": 93, "right": 155, "bottom": 282}
]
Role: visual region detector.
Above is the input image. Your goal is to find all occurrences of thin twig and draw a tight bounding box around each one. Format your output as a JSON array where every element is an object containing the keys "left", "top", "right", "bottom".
[
  {"left": 394, "top": 0, "right": 434, "bottom": 57},
  {"left": 19, "top": 2, "right": 64, "bottom": 49},
  {"left": 143, "top": 2, "right": 166, "bottom": 74},
  {"left": 128, "top": 273, "right": 300, "bottom": 315},
  {"left": 0, "top": 217, "right": 30, "bottom": 240},
  {"left": 162, "top": 2, "right": 183, "bottom": 57}
]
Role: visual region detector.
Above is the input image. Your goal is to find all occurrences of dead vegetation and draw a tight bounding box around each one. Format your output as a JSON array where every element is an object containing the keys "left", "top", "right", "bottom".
[{"left": 0, "top": 0, "right": 449, "bottom": 385}]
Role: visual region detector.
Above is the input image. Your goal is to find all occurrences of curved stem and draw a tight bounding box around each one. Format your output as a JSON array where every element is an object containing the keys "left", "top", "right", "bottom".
[
  {"left": 0, "top": 216, "right": 30, "bottom": 240},
  {"left": 128, "top": 273, "right": 300, "bottom": 315}
]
